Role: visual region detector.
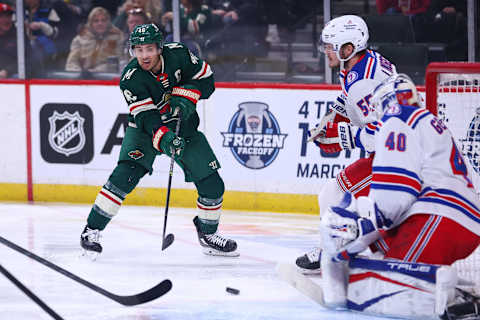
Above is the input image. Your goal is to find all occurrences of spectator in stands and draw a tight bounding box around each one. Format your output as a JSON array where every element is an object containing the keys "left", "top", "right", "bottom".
[
  {"left": 0, "top": 3, "right": 18, "bottom": 78},
  {"left": 50, "top": 0, "right": 91, "bottom": 70},
  {"left": 119, "top": 8, "right": 150, "bottom": 68},
  {"left": 202, "top": 0, "right": 268, "bottom": 78},
  {"left": 376, "top": 0, "right": 431, "bottom": 15},
  {"left": 0, "top": 2, "right": 42, "bottom": 78},
  {"left": 90, "top": 0, "right": 123, "bottom": 19},
  {"left": 161, "top": 0, "right": 214, "bottom": 56},
  {"left": 65, "top": 6, "right": 124, "bottom": 74},
  {"left": 25, "top": 0, "right": 61, "bottom": 72},
  {"left": 425, "top": 0, "right": 467, "bottom": 60},
  {"left": 376, "top": 0, "right": 467, "bottom": 60},
  {"left": 114, "top": 0, "right": 163, "bottom": 31}
]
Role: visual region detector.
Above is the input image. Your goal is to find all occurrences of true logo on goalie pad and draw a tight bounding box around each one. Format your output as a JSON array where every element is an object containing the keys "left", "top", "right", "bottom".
[
  {"left": 221, "top": 102, "right": 287, "bottom": 169},
  {"left": 40, "top": 103, "right": 94, "bottom": 164}
]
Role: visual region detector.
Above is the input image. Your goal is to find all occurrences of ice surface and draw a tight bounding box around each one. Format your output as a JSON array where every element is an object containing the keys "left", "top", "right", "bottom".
[{"left": 0, "top": 202, "right": 391, "bottom": 320}]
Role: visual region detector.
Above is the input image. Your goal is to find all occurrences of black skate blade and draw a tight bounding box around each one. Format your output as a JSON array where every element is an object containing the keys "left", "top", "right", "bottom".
[{"left": 161, "top": 233, "right": 174, "bottom": 250}]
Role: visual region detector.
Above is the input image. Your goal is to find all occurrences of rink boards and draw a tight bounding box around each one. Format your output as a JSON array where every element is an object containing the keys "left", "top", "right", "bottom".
[{"left": 0, "top": 80, "right": 369, "bottom": 214}]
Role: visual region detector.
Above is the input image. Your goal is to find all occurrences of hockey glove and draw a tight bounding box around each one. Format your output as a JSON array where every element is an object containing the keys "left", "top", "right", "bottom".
[
  {"left": 309, "top": 122, "right": 355, "bottom": 154},
  {"left": 322, "top": 194, "right": 388, "bottom": 262},
  {"left": 152, "top": 126, "right": 185, "bottom": 159},
  {"left": 170, "top": 85, "right": 201, "bottom": 121}
]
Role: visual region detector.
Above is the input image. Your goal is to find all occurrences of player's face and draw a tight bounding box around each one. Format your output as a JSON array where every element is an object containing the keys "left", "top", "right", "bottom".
[
  {"left": 323, "top": 43, "right": 340, "bottom": 68},
  {"left": 134, "top": 43, "right": 161, "bottom": 71},
  {"left": 0, "top": 14, "right": 12, "bottom": 36}
]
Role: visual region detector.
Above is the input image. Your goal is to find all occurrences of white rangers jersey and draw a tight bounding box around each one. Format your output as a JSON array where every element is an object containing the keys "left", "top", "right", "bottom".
[
  {"left": 338, "top": 50, "right": 397, "bottom": 128},
  {"left": 369, "top": 104, "right": 480, "bottom": 236}
]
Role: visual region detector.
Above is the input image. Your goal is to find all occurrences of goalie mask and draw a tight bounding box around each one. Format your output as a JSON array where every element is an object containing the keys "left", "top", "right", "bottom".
[
  {"left": 320, "top": 15, "right": 369, "bottom": 62},
  {"left": 371, "top": 73, "right": 420, "bottom": 120},
  {"left": 129, "top": 23, "right": 164, "bottom": 56}
]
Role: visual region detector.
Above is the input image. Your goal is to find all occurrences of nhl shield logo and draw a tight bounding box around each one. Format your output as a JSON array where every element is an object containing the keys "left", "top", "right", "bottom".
[{"left": 48, "top": 111, "right": 86, "bottom": 157}]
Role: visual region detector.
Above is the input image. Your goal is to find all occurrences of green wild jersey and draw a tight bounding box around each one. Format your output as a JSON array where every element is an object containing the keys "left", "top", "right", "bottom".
[{"left": 119, "top": 42, "right": 214, "bottom": 137}]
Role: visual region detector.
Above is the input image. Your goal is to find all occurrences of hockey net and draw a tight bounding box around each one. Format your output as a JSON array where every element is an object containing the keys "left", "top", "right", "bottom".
[{"left": 426, "top": 62, "right": 480, "bottom": 286}]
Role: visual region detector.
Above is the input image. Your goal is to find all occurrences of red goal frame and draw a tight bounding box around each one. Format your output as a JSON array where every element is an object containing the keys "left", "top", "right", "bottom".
[{"left": 425, "top": 62, "right": 480, "bottom": 115}]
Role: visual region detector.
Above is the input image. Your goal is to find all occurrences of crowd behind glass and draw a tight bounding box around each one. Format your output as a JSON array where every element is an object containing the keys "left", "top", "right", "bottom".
[{"left": 0, "top": 0, "right": 473, "bottom": 83}]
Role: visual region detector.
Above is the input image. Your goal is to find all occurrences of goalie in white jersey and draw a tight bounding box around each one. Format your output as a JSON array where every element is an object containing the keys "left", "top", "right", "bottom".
[
  {"left": 297, "top": 14, "right": 398, "bottom": 272},
  {"left": 317, "top": 74, "right": 480, "bottom": 319}
]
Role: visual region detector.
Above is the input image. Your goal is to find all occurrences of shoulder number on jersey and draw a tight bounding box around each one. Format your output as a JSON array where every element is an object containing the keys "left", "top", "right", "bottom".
[{"left": 123, "top": 89, "right": 137, "bottom": 103}]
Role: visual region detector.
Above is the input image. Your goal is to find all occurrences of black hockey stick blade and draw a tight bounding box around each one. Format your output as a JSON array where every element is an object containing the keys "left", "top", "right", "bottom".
[
  {"left": 0, "top": 264, "right": 64, "bottom": 320},
  {"left": 161, "top": 233, "right": 174, "bottom": 251},
  {"left": 0, "top": 236, "right": 172, "bottom": 306}
]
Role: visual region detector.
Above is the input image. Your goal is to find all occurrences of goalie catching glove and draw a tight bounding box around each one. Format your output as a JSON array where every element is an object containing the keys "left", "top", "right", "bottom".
[
  {"left": 152, "top": 126, "right": 185, "bottom": 159},
  {"left": 321, "top": 193, "right": 392, "bottom": 261},
  {"left": 308, "top": 122, "right": 355, "bottom": 154}
]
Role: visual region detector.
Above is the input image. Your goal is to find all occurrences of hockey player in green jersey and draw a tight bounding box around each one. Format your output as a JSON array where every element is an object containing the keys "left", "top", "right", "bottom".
[{"left": 80, "top": 23, "right": 238, "bottom": 257}]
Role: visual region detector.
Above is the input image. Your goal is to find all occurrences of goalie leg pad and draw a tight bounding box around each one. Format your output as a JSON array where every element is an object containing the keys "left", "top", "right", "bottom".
[
  {"left": 318, "top": 178, "right": 345, "bottom": 218},
  {"left": 321, "top": 252, "right": 348, "bottom": 308},
  {"left": 348, "top": 257, "right": 442, "bottom": 319}
]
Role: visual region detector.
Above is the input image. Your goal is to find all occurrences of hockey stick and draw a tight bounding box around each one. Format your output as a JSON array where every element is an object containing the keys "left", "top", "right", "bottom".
[
  {"left": 276, "top": 263, "right": 325, "bottom": 306},
  {"left": 161, "top": 110, "right": 182, "bottom": 251},
  {"left": 0, "top": 264, "right": 64, "bottom": 320},
  {"left": 0, "top": 236, "right": 172, "bottom": 306}
]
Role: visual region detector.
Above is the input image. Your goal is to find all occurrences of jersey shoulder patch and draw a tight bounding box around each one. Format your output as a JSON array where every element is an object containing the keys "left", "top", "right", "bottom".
[
  {"left": 344, "top": 50, "right": 377, "bottom": 92},
  {"left": 381, "top": 105, "right": 431, "bottom": 128},
  {"left": 120, "top": 59, "right": 143, "bottom": 85}
]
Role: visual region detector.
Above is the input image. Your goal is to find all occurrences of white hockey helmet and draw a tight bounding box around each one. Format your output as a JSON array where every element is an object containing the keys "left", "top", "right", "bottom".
[
  {"left": 320, "top": 15, "right": 369, "bottom": 62},
  {"left": 371, "top": 73, "right": 421, "bottom": 120}
]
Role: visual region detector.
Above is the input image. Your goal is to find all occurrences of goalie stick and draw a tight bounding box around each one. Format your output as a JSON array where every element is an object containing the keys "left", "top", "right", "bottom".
[
  {"left": 0, "top": 236, "right": 172, "bottom": 306},
  {"left": 276, "top": 263, "right": 325, "bottom": 306},
  {"left": 0, "top": 264, "right": 64, "bottom": 320}
]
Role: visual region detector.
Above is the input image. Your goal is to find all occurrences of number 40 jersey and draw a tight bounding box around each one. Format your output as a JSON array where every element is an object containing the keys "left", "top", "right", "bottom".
[{"left": 370, "top": 104, "right": 480, "bottom": 237}]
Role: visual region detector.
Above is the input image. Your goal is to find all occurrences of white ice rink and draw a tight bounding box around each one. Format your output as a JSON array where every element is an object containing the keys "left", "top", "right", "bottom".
[{"left": 0, "top": 202, "right": 390, "bottom": 320}]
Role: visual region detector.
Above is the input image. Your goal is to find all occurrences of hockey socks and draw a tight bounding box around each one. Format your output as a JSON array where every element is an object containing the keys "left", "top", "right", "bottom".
[{"left": 87, "top": 181, "right": 127, "bottom": 230}]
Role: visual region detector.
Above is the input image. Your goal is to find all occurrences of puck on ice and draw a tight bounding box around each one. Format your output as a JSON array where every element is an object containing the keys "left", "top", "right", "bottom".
[{"left": 226, "top": 287, "right": 240, "bottom": 295}]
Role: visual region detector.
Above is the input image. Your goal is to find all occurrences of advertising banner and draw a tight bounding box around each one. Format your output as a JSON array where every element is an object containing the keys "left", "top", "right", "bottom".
[
  {"left": 206, "top": 87, "right": 366, "bottom": 195},
  {"left": 0, "top": 84, "right": 26, "bottom": 183},
  {"left": 28, "top": 85, "right": 366, "bottom": 196}
]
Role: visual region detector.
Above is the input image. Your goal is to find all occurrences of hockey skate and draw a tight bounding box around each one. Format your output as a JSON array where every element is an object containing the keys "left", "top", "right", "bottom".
[
  {"left": 193, "top": 216, "right": 239, "bottom": 257},
  {"left": 441, "top": 288, "right": 480, "bottom": 320},
  {"left": 295, "top": 247, "right": 322, "bottom": 274},
  {"left": 80, "top": 225, "right": 102, "bottom": 260}
]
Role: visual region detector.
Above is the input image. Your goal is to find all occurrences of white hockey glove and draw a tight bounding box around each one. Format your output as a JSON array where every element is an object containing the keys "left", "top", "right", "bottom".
[
  {"left": 309, "top": 122, "right": 355, "bottom": 154},
  {"left": 322, "top": 194, "right": 392, "bottom": 262}
]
